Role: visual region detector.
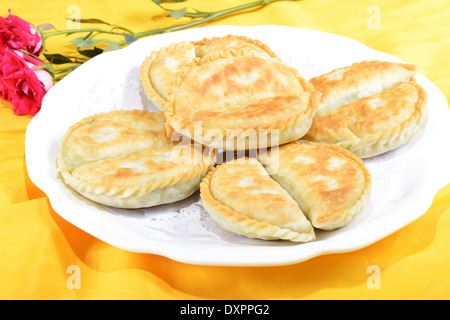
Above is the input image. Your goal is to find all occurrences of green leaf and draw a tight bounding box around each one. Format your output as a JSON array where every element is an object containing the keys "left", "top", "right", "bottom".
[
  {"left": 43, "top": 53, "right": 73, "bottom": 64},
  {"left": 68, "top": 18, "right": 111, "bottom": 25},
  {"left": 123, "top": 33, "right": 137, "bottom": 45},
  {"left": 71, "top": 37, "right": 112, "bottom": 48},
  {"left": 169, "top": 7, "right": 187, "bottom": 19},
  {"left": 104, "top": 42, "right": 121, "bottom": 52},
  {"left": 82, "top": 31, "right": 93, "bottom": 41},
  {"left": 77, "top": 47, "right": 104, "bottom": 58},
  {"left": 37, "top": 23, "right": 55, "bottom": 31},
  {"left": 71, "top": 37, "right": 95, "bottom": 48}
]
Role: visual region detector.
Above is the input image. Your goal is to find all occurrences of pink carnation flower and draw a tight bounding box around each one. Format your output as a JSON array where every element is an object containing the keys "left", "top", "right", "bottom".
[
  {"left": 1, "top": 49, "right": 53, "bottom": 116},
  {"left": 0, "top": 11, "right": 51, "bottom": 115},
  {"left": 0, "top": 11, "right": 43, "bottom": 56}
]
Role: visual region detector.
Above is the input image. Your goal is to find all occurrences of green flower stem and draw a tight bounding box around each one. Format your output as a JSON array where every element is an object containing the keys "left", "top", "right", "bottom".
[
  {"left": 53, "top": 65, "right": 81, "bottom": 71},
  {"left": 33, "top": 62, "right": 80, "bottom": 80},
  {"left": 42, "top": 28, "right": 125, "bottom": 40},
  {"left": 38, "top": 0, "right": 286, "bottom": 81},
  {"left": 42, "top": 0, "right": 284, "bottom": 46},
  {"left": 53, "top": 65, "right": 81, "bottom": 79},
  {"left": 124, "top": 0, "right": 283, "bottom": 45}
]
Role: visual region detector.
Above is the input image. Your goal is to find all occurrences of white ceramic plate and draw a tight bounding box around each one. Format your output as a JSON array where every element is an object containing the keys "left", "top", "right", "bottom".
[{"left": 25, "top": 25, "right": 450, "bottom": 266}]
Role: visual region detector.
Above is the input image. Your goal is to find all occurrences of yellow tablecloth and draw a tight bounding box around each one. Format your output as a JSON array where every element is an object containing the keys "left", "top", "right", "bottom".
[{"left": 1, "top": 0, "right": 449, "bottom": 300}]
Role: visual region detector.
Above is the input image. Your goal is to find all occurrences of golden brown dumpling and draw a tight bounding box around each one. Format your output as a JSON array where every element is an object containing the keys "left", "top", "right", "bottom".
[
  {"left": 258, "top": 141, "right": 372, "bottom": 230},
  {"left": 140, "top": 35, "right": 279, "bottom": 111},
  {"left": 200, "top": 157, "right": 315, "bottom": 242},
  {"left": 165, "top": 50, "right": 320, "bottom": 150},
  {"left": 57, "top": 110, "right": 215, "bottom": 208},
  {"left": 305, "top": 60, "right": 426, "bottom": 158}
]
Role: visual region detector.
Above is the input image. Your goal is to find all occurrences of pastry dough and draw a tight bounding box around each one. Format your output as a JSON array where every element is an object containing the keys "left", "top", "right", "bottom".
[
  {"left": 305, "top": 61, "right": 426, "bottom": 158},
  {"left": 258, "top": 141, "right": 371, "bottom": 230},
  {"left": 310, "top": 60, "right": 418, "bottom": 115},
  {"left": 192, "top": 34, "right": 278, "bottom": 59},
  {"left": 141, "top": 41, "right": 196, "bottom": 111},
  {"left": 140, "top": 35, "right": 278, "bottom": 111},
  {"left": 304, "top": 80, "right": 427, "bottom": 157},
  {"left": 200, "top": 157, "right": 315, "bottom": 242},
  {"left": 165, "top": 50, "right": 320, "bottom": 150},
  {"left": 57, "top": 110, "right": 216, "bottom": 208}
]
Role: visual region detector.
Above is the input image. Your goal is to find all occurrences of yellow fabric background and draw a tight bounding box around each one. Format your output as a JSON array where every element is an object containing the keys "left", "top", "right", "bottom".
[{"left": 0, "top": 0, "right": 449, "bottom": 299}]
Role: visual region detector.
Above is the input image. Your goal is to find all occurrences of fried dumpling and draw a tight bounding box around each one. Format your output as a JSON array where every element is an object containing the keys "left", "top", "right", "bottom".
[
  {"left": 305, "top": 60, "right": 426, "bottom": 158},
  {"left": 165, "top": 50, "right": 320, "bottom": 150},
  {"left": 192, "top": 34, "right": 278, "bottom": 59},
  {"left": 140, "top": 35, "right": 279, "bottom": 111},
  {"left": 258, "top": 141, "right": 372, "bottom": 230},
  {"left": 310, "top": 60, "right": 418, "bottom": 115},
  {"left": 304, "top": 79, "right": 427, "bottom": 158},
  {"left": 57, "top": 110, "right": 215, "bottom": 208},
  {"left": 200, "top": 157, "right": 315, "bottom": 242}
]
